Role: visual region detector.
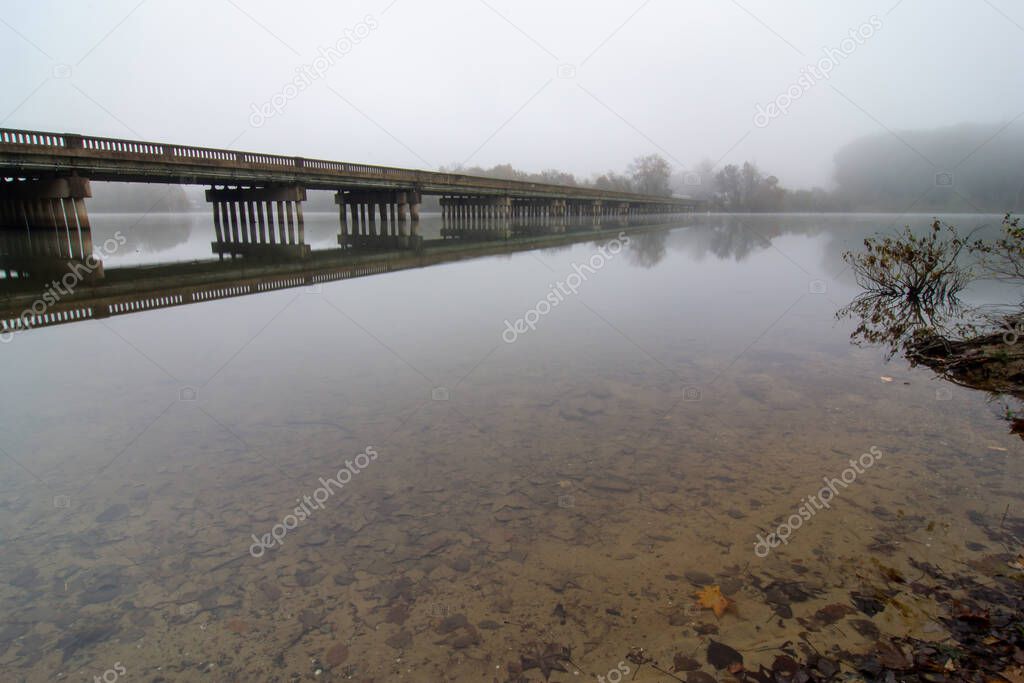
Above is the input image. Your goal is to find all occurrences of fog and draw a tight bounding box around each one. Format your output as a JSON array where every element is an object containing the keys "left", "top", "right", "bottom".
[{"left": 2, "top": 1, "right": 1023, "bottom": 189}]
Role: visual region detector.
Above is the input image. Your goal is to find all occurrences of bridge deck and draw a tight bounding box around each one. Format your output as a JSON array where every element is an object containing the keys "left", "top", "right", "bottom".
[{"left": 0, "top": 128, "right": 699, "bottom": 207}]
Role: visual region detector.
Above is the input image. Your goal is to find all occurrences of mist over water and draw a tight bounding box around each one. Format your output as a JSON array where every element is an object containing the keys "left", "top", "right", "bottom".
[{"left": 2, "top": 1, "right": 1024, "bottom": 681}]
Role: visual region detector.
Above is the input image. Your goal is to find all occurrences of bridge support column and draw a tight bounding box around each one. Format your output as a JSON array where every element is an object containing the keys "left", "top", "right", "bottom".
[
  {"left": 440, "top": 195, "right": 511, "bottom": 241},
  {"left": 335, "top": 191, "right": 347, "bottom": 244},
  {"left": 397, "top": 192, "right": 408, "bottom": 222},
  {"left": 0, "top": 176, "right": 104, "bottom": 279},
  {"left": 206, "top": 185, "right": 309, "bottom": 260},
  {"left": 408, "top": 190, "right": 421, "bottom": 222},
  {"left": 336, "top": 189, "right": 421, "bottom": 250}
]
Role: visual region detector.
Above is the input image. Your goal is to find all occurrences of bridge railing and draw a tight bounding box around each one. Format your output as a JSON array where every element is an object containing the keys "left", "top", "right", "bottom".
[
  {"left": 0, "top": 128, "right": 699, "bottom": 205},
  {"left": 81, "top": 136, "right": 165, "bottom": 155},
  {"left": 1, "top": 129, "right": 68, "bottom": 147}
]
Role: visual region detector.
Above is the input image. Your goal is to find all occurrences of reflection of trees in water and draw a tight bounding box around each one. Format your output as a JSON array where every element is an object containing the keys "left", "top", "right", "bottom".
[
  {"left": 838, "top": 215, "right": 1024, "bottom": 436},
  {"left": 626, "top": 230, "right": 668, "bottom": 268},
  {"left": 837, "top": 220, "right": 978, "bottom": 356},
  {"left": 667, "top": 215, "right": 809, "bottom": 262},
  {"left": 91, "top": 214, "right": 197, "bottom": 255},
  {"left": 88, "top": 182, "right": 190, "bottom": 213},
  {"left": 662, "top": 214, "right": 1004, "bottom": 282}
]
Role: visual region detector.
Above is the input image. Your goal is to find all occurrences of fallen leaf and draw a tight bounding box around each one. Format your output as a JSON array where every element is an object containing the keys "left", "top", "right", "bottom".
[
  {"left": 687, "top": 672, "right": 717, "bottom": 683},
  {"left": 880, "top": 376, "right": 894, "bottom": 382},
  {"left": 695, "top": 585, "right": 730, "bottom": 618},
  {"left": 812, "top": 603, "right": 855, "bottom": 626},
  {"left": 999, "top": 666, "right": 1024, "bottom": 683},
  {"left": 672, "top": 653, "right": 700, "bottom": 672},
  {"left": 772, "top": 655, "right": 799, "bottom": 677},
  {"left": 325, "top": 643, "right": 349, "bottom": 667},
  {"left": 874, "top": 641, "right": 913, "bottom": 670},
  {"left": 521, "top": 642, "right": 570, "bottom": 681},
  {"left": 707, "top": 640, "right": 743, "bottom": 670}
]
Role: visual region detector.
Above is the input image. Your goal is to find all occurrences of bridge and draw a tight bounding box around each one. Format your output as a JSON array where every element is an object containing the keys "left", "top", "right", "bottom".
[{"left": 0, "top": 128, "right": 701, "bottom": 265}]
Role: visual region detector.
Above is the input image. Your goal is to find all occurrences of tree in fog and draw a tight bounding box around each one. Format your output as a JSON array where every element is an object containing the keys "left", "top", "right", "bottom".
[
  {"left": 629, "top": 154, "right": 673, "bottom": 197},
  {"left": 713, "top": 162, "right": 786, "bottom": 212},
  {"left": 440, "top": 162, "right": 581, "bottom": 186},
  {"left": 831, "top": 122, "right": 1024, "bottom": 212},
  {"left": 673, "top": 159, "right": 716, "bottom": 200},
  {"left": 714, "top": 164, "right": 742, "bottom": 209},
  {"left": 593, "top": 171, "right": 635, "bottom": 193},
  {"left": 536, "top": 169, "right": 578, "bottom": 186}
]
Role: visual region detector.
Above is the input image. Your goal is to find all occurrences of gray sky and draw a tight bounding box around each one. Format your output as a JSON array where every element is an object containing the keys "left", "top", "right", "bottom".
[{"left": 2, "top": 0, "right": 1023, "bottom": 188}]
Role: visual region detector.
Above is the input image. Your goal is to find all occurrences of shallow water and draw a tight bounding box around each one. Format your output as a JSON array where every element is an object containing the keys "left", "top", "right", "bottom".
[{"left": 0, "top": 213, "right": 1021, "bottom": 682}]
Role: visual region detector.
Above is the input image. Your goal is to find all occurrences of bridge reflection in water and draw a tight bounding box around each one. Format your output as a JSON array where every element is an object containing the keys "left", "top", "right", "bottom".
[{"left": 0, "top": 213, "right": 688, "bottom": 339}]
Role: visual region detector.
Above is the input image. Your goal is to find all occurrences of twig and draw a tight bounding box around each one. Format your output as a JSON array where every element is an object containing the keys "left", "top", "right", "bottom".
[
  {"left": 566, "top": 656, "right": 590, "bottom": 678},
  {"left": 645, "top": 662, "right": 685, "bottom": 682}
]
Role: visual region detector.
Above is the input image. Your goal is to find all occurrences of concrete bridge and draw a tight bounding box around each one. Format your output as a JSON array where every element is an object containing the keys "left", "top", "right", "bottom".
[{"left": 0, "top": 128, "right": 701, "bottom": 266}]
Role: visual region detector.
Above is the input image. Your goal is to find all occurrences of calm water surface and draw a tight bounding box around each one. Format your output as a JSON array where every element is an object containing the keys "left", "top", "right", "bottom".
[{"left": 0, "top": 214, "right": 1020, "bottom": 681}]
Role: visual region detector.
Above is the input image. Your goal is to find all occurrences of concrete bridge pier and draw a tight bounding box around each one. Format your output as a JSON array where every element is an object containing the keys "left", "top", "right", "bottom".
[
  {"left": 566, "top": 200, "right": 586, "bottom": 220},
  {"left": 339, "top": 189, "right": 420, "bottom": 250},
  {"left": 440, "top": 195, "right": 512, "bottom": 240},
  {"left": 441, "top": 195, "right": 509, "bottom": 224},
  {"left": 439, "top": 196, "right": 455, "bottom": 221},
  {"left": 494, "top": 196, "right": 511, "bottom": 219},
  {"left": 206, "top": 185, "right": 310, "bottom": 260},
  {"left": 407, "top": 190, "right": 422, "bottom": 223},
  {"left": 0, "top": 176, "right": 102, "bottom": 278},
  {"left": 335, "top": 191, "right": 348, "bottom": 244}
]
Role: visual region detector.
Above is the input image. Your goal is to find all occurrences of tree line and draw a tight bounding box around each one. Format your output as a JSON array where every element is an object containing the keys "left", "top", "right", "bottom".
[
  {"left": 684, "top": 121, "right": 1024, "bottom": 213},
  {"left": 441, "top": 154, "right": 675, "bottom": 198},
  {"left": 451, "top": 120, "right": 1024, "bottom": 214}
]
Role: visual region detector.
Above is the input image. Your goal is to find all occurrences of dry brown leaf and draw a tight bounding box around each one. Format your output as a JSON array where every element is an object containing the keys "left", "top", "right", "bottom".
[
  {"left": 998, "top": 666, "right": 1024, "bottom": 683},
  {"left": 695, "top": 584, "right": 730, "bottom": 617}
]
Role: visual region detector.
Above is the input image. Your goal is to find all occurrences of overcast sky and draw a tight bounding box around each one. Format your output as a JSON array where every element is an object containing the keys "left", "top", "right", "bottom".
[{"left": 2, "top": 0, "right": 1023, "bottom": 188}]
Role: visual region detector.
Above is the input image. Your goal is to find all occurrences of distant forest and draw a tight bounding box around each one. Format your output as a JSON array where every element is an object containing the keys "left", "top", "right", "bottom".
[
  {"left": 89, "top": 182, "right": 192, "bottom": 213},
  {"left": 90, "top": 121, "right": 1024, "bottom": 214},
  {"left": 687, "top": 121, "right": 1024, "bottom": 213}
]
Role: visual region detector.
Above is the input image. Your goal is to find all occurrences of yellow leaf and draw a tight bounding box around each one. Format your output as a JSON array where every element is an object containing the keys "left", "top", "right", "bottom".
[{"left": 695, "top": 584, "right": 730, "bottom": 618}]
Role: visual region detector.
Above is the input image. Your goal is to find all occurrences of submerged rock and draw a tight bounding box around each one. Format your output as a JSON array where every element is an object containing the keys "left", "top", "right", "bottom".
[{"left": 95, "top": 503, "right": 130, "bottom": 523}]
